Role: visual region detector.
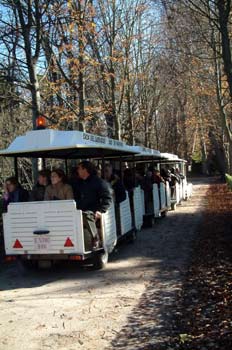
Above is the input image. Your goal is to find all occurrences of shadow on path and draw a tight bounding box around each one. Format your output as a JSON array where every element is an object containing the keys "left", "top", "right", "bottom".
[
  {"left": 107, "top": 180, "right": 227, "bottom": 350},
  {"left": 0, "top": 180, "right": 205, "bottom": 297}
]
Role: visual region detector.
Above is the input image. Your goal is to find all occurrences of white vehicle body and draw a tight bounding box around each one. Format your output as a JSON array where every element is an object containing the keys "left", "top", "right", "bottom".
[
  {"left": 160, "top": 153, "right": 193, "bottom": 207},
  {"left": 119, "top": 192, "right": 133, "bottom": 235},
  {"left": 3, "top": 200, "right": 117, "bottom": 258},
  {"left": 123, "top": 146, "right": 170, "bottom": 220},
  {"left": 0, "top": 130, "right": 138, "bottom": 266},
  {"left": 152, "top": 182, "right": 170, "bottom": 218},
  {"left": 0, "top": 129, "right": 192, "bottom": 267},
  {"left": 133, "top": 187, "right": 144, "bottom": 230}
]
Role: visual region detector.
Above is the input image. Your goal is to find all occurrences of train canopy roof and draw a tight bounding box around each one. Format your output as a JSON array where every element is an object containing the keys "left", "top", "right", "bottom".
[
  {"left": 133, "top": 146, "right": 161, "bottom": 158},
  {"left": 120, "top": 145, "right": 161, "bottom": 162},
  {"left": 160, "top": 153, "right": 186, "bottom": 163},
  {"left": 0, "top": 129, "right": 139, "bottom": 159}
]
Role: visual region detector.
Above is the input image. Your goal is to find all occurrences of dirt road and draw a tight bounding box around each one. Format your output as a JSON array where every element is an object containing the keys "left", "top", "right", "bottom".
[{"left": 0, "top": 180, "right": 208, "bottom": 350}]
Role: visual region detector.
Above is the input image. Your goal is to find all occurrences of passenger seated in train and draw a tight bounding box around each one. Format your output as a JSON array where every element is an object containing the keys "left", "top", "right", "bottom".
[
  {"left": 169, "top": 168, "right": 180, "bottom": 198},
  {"left": 135, "top": 169, "right": 144, "bottom": 187},
  {"left": 123, "top": 167, "right": 143, "bottom": 192},
  {"left": 176, "top": 168, "right": 185, "bottom": 180},
  {"left": 68, "top": 166, "right": 80, "bottom": 188},
  {"left": 170, "top": 168, "right": 180, "bottom": 183},
  {"left": 30, "top": 169, "right": 51, "bottom": 201},
  {"left": 123, "top": 167, "right": 134, "bottom": 194},
  {"left": 122, "top": 167, "right": 138, "bottom": 231},
  {"left": 44, "top": 169, "right": 74, "bottom": 200},
  {"left": 2, "top": 176, "right": 29, "bottom": 211},
  {"left": 153, "top": 169, "right": 165, "bottom": 187},
  {"left": 160, "top": 168, "right": 169, "bottom": 182},
  {"left": 104, "top": 164, "right": 127, "bottom": 236},
  {"left": 72, "top": 161, "right": 112, "bottom": 250},
  {"left": 104, "top": 164, "right": 126, "bottom": 204},
  {"left": 141, "top": 169, "right": 154, "bottom": 214},
  {"left": 95, "top": 165, "right": 102, "bottom": 178}
]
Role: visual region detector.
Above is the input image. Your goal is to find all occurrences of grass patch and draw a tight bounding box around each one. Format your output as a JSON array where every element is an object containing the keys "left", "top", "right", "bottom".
[{"left": 225, "top": 173, "right": 232, "bottom": 190}]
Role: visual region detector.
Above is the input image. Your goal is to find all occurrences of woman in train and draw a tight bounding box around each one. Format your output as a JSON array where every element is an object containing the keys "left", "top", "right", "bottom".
[
  {"left": 44, "top": 169, "right": 74, "bottom": 200},
  {"left": 152, "top": 169, "right": 165, "bottom": 187}
]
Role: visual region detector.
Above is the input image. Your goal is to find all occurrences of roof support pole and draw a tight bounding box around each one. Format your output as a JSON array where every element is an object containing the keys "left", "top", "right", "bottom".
[
  {"left": 152, "top": 158, "right": 155, "bottom": 171},
  {"left": 132, "top": 155, "right": 136, "bottom": 187},
  {"left": 119, "top": 156, "right": 123, "bottom": 180},
  {"left": 42, "top": 158, "right": 46, "bottom": 169},
  {"left": 14, "top": 157, "right": 18, "bottom": 180},
  {"left": 101, "top": 155, "right": 105, "bottom": 179},
  {"left": 65, "top": 159, "right": 68, "bottom": 176}
]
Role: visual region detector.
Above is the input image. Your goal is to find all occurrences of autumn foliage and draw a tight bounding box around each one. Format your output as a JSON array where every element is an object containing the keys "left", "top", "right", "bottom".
[{"left": 0, "top": 0, "right": 232, "bottom": 181}]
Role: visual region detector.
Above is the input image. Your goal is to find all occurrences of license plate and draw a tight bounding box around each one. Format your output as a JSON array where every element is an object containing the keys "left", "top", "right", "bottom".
[{"left": 34, "top": 236, "right": 51, "bottom": 251}]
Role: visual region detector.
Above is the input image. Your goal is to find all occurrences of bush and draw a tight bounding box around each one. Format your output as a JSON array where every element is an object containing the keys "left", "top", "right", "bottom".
[{"left": 225, "top": 173, "right": 232, "bottom": 190}]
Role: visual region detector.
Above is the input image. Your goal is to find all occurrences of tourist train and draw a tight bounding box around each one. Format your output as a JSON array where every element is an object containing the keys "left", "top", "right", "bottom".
[{"left": 0, "top": 127, "right": 192, "bottom": 269}]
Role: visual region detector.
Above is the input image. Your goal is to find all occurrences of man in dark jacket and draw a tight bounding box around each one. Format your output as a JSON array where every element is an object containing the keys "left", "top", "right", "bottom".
[
  {"left": 74, "top": 161, "right": 112, "bottom": 213},
  {"left": 73, "top": 161, "right": 112, "bottom": 250}
]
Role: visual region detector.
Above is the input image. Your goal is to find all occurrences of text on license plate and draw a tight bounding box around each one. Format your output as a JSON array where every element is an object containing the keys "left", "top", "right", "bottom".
[{"left": 34, "top": 236, "right": 51, "bottom": 250}]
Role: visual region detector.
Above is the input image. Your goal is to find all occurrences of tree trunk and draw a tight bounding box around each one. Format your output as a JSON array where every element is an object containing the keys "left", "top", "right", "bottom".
[
  {"left": 30, "top": 67, "right": 41, "bottom": 129},
  {"left": 125, "top": 65, "right": 134, "bottom": 145},
  {"left": 217, "top": 0, "right": 232, "bottom": 99},
  {"left": 15, "top": 1, "right": 42, "bottom": 181},
  {"left": 77, "top": 0, "right": 85, "bottom": 132},
  {"left": 110, "top": 0, "right": 120, "bottom": 140},
  {"left": 209, "top": 130, "right": 227, "bottom": 175}
]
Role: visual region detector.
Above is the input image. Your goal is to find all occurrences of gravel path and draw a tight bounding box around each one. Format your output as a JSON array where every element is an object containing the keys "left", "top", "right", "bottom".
[{"left": 0, "top": 180, "right": 209, "bottom": 350}]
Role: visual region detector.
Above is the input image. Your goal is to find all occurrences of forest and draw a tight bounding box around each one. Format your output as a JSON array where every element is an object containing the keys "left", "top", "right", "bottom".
[{"left": 0, "top": 0, "right": 231, "bottom": 184}]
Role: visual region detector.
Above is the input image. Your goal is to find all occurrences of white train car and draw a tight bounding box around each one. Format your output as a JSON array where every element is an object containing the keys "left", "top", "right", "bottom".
[
  {"left": 0, "top": 129, "right": 138, "bottom": 269},
  {"left": 122, "top": 146, "right": 170, "bottom": 225},
  {"left": 0, "top": 128, "right": 192, "bottom": 269},
  {"left": 160, "top": 153, "right": 193, "bottom": 209}
]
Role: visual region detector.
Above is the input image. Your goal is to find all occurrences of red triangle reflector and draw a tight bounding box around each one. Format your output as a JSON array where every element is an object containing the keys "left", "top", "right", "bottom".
[
  {"left": 13, "top": 239, "right": 23, "bottom": 249},
  {"left": 64, "top": 238, "right": 74, "bottom": 247}
]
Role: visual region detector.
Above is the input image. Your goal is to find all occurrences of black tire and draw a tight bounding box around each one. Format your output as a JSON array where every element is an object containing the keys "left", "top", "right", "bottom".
[
  {"left": 92, "top": 251, "right": 109, "bottom": 270},
  {"left": 127, "top": 230, "right": 137, "bottom": 244},
  {"left": 161, "top": 210, "right": 167, "bottom": 218},
  {"left": 37, "top": 260, "right": 53, "bottom": 269},
  {"left": 171, "top": 203, "right": 176, "bottom": 211},
  {"left": 19, "top": 259, "right": 37, "bottom": 271}
]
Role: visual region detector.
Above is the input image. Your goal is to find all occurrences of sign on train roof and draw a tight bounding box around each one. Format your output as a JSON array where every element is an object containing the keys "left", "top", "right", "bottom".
[
  {"left": 115, "top": 145, "right": 161, "bottom": 162},
  {"left": 132, "top": 146, "right": 161, "bottom": 158},
  {"left": 0, "top": 129, "right": 139, "bottom": 158},
  {"left": 161, "top": 153, "right": 186, "bottom": 162}
]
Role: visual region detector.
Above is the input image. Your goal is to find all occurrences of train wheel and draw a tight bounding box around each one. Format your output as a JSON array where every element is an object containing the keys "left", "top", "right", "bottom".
[
  {"left": 92, "top": 251, "right": 109, "bottom": 270},
  {"left": 128, "top": 230, "right": 137, "bottom": 244},
  {"left": 161, "top": 211, "right": 167, "bottom": 218},
  {"left": 19, "top": 259, "right": 37, "bottom": 271}
]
